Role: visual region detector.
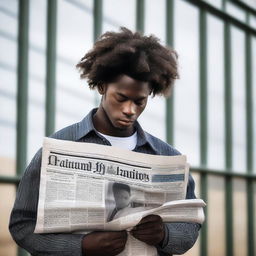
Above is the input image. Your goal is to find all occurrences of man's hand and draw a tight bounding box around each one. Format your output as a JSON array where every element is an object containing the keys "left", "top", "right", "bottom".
[
  {"left": 131, "top": 214, "right": 165, "bottom": 246},
  {"left": 82, "top": 231, "right": 128, "bottom": 256}
]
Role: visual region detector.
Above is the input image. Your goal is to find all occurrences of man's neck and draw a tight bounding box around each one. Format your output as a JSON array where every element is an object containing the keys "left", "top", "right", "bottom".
[{"left": 93, "top": 107, "right": 135, "bottom": 137}]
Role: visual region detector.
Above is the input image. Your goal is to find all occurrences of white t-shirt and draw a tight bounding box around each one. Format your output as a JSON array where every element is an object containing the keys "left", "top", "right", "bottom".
[{"left": 97, "top": 131, "right": 137, "bottom": 151}]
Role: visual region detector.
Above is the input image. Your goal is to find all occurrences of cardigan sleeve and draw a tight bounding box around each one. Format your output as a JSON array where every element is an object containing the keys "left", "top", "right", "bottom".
[
  {"left": 156, "top": 174, "right": 201, "bottom": 255},
  {"left": 9, "top": 149, "right": 85, "bottom": 256}
]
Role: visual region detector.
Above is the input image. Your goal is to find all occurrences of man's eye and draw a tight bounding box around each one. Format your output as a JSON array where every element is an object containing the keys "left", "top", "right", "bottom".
[
  {"left": 116, "top": 96, "right": 126, "bottom": 102},
  {"left": 135, "top": 101, "right": 144, "bottom": 106}
]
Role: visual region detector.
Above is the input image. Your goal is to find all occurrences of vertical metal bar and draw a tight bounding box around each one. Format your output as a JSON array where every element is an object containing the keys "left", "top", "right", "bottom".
[
  {"left": 45, "top": 0, "right": 57, "bottom": 136},
  {"left": 224, "top": 24, "right": 232, "bottom": 171},
  {"left": 245, "top": 18, "right": 253, "bottom": 176},
  {"left": 17, "top": 0, "right": 30, "bottom": 254},
  {"left": 199, "top": 7, "right": 208, "bottom": 167},
  {"left": 224, "top": 21, "right": 233, "bottom": 256},
  {"left": 16, "top": 0, "right": 29, "bottom": 176},
  {"left": 93, "top": 0, "right": 102, "bottom": 106},
  {"left": 165, "top": 0, "right": 174, "bottom": 145},
  {"left": 222, "top": 2, "right": 235, "bottom": 256},
  {"left": 200, "top": 173, "right": 208, "bottom": 256},
  {"left": 247, "top": 180, "right": 254, "bottom": 256},
  {"left": 93, "top": 0, "right": 102, "bottom": 41},
  {"left": 245, "top": 13, "right": 254, "bottom": 256},
  {"left": 225, "top": 175, "right": 233, "bottom": 256},
  {"left": 199, "top": 9, "right": 208, "bottom": 256},
  {"left": 136, "top": 0, "right": 144, "bottom": 33},
  {"left": 222, "top": 0, "right": 226, "bottom": 11}
]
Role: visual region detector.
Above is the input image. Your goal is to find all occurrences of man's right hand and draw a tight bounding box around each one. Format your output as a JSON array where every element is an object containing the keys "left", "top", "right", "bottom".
[{"left": 82, "top": 231, "right": 128, "bottom": 256}]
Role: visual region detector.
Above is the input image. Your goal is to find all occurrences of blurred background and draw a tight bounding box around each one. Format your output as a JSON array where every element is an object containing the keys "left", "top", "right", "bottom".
[{"left": 0, "top": 0, "right": 255, "bottom": 255}]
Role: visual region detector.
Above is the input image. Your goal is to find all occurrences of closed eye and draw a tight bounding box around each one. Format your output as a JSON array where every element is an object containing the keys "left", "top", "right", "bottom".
[
  {"left": 116, "top": 93, "right": 146, "bottom": 105},
  {"left": 116, "top": 94, "right": 127, "bottom": 102},
  {"left": 135, "top": 100, "right": 144, "bottom": 106},
  {"left": 116, "top": 97, "right": 126, "bottom": 102}
]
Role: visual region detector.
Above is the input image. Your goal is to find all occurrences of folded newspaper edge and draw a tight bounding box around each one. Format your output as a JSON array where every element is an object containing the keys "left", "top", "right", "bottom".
[{"left": 84, "top": 198, "right": 206, "bottom": 233}]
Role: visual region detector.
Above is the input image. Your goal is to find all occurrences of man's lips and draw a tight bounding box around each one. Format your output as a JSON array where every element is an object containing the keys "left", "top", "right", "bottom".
[
  {"left": 118, "top": 119, "right": 134, "bottom": 125},
  {"left": 120, "top": 119, "right": 133, "bottom": 123}
]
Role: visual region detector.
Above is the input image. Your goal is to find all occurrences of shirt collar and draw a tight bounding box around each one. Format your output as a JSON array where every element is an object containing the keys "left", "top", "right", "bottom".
[
  {"left": 76, "top": 108, "right": 157, "bottom": 153},
  {"left": 134, "top": 121, "right": 158, "bottom": 153},
  {"left": 75, "top": 108, "right": 97, "bottom": 140}
]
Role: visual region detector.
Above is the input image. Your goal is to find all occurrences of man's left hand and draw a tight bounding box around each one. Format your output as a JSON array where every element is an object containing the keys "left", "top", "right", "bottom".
[{"left": 130, "top": 214, "right": 165, "bottom": 246}]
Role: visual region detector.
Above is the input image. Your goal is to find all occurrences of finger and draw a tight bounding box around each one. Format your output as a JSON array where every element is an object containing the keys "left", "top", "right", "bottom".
[
  {"left": 106, "top": 238, "right": 127, "bottom": 250},
  {"left": 107, "top": 231, "right": 128, "bottom": 241},
  {"left": 132, "top": 216, "right": 163, "bottom": 232},
  {"left": 106, "top": 246, "right": 125, "bottom": 256},
  {"left": 111, "top": 234, "right": 128, "bottom": 244},
  {"left": 132, "top": 221, "right": 163, "bottom": 232},
  {"left": 131, "top": 222, "right": 165, "bottom": 245},
  {"left": 111, "top": 245, "right": 126, "bottom": 256},
  {"left": 132, "top": 233, "right": 163, "bottom": 245},
  {"left": 131, "top": 225, "right": 164, "bottom": 238},
  {"left": 132, "top": 228, "right": 163, "bottom": 237},
  {"left": 105, "top": 235, "right": 128, "bottom": 255},
  {"left": 136, "top": 215, "right": 162, "bottom": 225}
]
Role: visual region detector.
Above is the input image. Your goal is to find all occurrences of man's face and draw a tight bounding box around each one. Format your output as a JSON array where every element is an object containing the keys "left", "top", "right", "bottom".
[
  {"left": 99, "top": 75, "right": 151, "bottom": 136},
  {"left": 114, "top": 189, "right": 131, "bottom": 209}
]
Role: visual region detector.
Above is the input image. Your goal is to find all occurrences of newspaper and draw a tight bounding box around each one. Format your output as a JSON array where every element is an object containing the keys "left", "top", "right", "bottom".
[{"left": 34, "top": 138, "right": 205, "bottom": 255}]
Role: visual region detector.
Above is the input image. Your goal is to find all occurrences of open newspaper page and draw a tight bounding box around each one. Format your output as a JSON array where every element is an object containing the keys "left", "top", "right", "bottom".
[{"left": 34, "top": 138, "right": 205, "bottom": 255}]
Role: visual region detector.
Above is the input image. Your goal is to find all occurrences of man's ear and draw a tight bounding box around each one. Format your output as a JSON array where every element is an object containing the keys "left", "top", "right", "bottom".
[{"left": 97, "top": 84, "right": 106, "bottom": 95}]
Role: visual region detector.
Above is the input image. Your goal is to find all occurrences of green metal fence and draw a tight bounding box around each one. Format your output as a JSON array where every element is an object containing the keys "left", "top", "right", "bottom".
[{"left": 0, "top": 0, "right": 255, "bottom": 256}]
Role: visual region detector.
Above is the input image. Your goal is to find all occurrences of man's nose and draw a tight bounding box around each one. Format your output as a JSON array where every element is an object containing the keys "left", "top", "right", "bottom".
[{"left": 122, "top": 101, "right": 136, "bottom": 116}]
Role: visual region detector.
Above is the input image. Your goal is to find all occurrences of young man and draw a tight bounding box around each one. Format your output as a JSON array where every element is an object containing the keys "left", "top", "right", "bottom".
[{"left": 9, "top": 27, "right": 200, "bottom": 256}]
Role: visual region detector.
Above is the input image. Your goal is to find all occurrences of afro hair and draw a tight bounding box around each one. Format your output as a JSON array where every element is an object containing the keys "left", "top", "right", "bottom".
[{"left": 76, "top": 27, "right": 179, "bottom": 96}]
